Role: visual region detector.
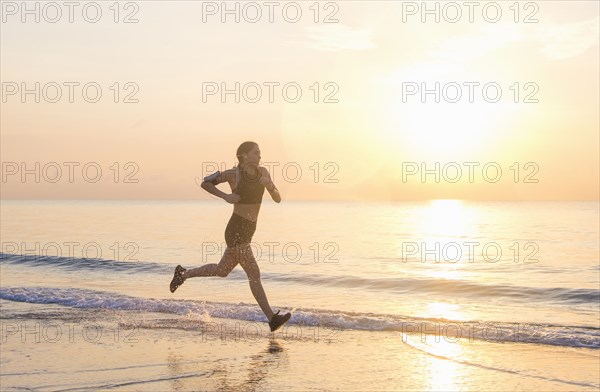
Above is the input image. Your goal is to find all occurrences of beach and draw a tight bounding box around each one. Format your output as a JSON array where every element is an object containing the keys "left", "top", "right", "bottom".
[
  {"left": 1, "top": 200, "right": 599, "bottom": 391},
  {"left": 2, "top": 299, "right": 599, "bottom": 392}
]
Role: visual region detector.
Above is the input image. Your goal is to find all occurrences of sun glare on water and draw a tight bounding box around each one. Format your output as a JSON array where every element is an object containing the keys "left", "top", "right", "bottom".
[{"left": 394, "top": 199, "right": 480, "bottom": 280}]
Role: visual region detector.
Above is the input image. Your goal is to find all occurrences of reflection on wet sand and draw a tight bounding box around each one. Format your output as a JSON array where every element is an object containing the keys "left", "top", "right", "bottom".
[
  {"left": 242, "top": 339, "right": 286, "bottom": 392},
  {"left": 166, "top": 338, "right": 287, "bottom": 391},
  {"left": 167, "top": 350, "right": 184, "bottom": 391}
]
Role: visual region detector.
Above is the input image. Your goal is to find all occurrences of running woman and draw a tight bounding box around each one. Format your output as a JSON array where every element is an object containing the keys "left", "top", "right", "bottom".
[{"left": 169, "top": 141, "right": 292, "bottom": 332}]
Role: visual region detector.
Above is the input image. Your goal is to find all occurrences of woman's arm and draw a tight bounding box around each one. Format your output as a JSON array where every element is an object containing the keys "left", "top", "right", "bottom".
[
  {"left": 200, "top": 170, "right": 240, "bottom": 204},
  {"left": 201, "top": 181, "right": 228, "bottom": 199},
  {"left": 260, "top": 168, "right": 281, "bottom": 203}
]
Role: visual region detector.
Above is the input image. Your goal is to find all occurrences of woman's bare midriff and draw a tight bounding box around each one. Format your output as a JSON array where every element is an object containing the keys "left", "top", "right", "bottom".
[{"left": 233, "top": 203, "right": 261, "bottom": 222}]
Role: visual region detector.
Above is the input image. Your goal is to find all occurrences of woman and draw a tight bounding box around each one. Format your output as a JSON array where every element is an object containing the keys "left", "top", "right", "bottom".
[{"left": 169, "top": 141, "right": 292, "bottom": 332}]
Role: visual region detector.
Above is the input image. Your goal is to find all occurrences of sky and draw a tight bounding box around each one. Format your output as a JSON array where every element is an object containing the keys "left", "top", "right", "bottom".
[{"left": 1, "top": 1, "right": 598, "bottom": 201}]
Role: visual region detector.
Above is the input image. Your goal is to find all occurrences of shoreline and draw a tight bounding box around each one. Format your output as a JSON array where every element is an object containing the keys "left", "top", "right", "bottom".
[{"left": 1, "top": 301, "right": 599, "bottom": 392}]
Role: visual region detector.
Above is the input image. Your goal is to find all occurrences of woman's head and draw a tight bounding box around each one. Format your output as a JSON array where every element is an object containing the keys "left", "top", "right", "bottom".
[{"left": 236, "top": 141, "right": 261, "bottom": 166}]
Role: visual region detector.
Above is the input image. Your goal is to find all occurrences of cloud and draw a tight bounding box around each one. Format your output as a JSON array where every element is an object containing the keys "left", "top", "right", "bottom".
[
  {"left": 427, "top": 17, "right": 600, "bottom": 63},
  {"left": 536, "top": 16, "right": 599, "bottom": 60},
  {"left": 287, "top": 24, "right": 375, "bottom": 52},
  {"left": 427, "top": 24, "right": 524, "bottom": 63}
]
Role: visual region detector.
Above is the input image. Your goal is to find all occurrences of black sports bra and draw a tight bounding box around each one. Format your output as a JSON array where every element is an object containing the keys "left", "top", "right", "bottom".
[{"left": 232, "top": 165, "right": 265, "bottom": 204}]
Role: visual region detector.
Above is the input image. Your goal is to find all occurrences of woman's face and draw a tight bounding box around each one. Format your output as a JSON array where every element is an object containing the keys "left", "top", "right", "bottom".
[{"left": 243, "top": 145, "right": 261, "bottom": 165}]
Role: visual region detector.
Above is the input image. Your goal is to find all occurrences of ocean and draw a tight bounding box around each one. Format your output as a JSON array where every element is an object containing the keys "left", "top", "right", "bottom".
[{"left": 1, "top": 200, "right": 599, "bottom": 391}]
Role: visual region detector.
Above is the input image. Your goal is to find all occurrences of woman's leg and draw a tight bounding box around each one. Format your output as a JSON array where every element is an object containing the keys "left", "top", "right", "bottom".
[
  {"left": 182, "top": 247, "right": 240, "bottom": 279},
  {"left": 183, "top": 212, "right": 256, "bottom": 280},
  {"left": 238, "top": 244, "right": 275, "bottom": 321}
]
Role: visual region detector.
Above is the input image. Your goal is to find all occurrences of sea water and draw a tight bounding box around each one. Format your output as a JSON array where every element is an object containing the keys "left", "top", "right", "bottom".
[{"left": 1, "top": 200, "right": 598, "bottom": 390}]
